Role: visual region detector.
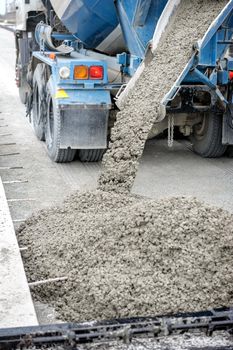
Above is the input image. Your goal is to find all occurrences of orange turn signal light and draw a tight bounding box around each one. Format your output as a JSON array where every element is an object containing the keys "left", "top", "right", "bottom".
[
  {"left": 49, "top": 53, "right": 56, "bottom": 60},
  {"left": 74, "top": 65, "right": 88, "bottom": 80}
]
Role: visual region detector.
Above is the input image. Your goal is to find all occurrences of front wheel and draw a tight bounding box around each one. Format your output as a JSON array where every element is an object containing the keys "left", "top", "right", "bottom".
[
  {"left": 45, "top": 78, "right": 76, "bottom": 163},
  {"left": 191, "top": 113, "right": 227, "bottom": 158}
]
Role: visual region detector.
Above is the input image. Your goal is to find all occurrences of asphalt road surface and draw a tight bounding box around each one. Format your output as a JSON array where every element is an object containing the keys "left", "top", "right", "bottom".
[{"left": 0, "top": 26, "right": 233, "bottom": 232}]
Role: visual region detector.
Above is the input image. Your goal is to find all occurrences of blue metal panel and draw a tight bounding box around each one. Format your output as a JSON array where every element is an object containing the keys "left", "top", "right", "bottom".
[
  {"left": 33, "top": 52, "right": 108, "bottom": 85},
  {"left": 58, "top": 0, "right": 119, "bottom": 49},
  {"left": 33, "top": 52, "right": 112, "bottom": 110},
  {"left": 218, "top": 70, "right": 229, "bottom": 85},
  {"left": 56, "top": 61, "right": 108, "bottom": 86},
  {"left": 198, "top": 35, "right": 217, "bottom": 67},
  {"left": 115, "top": 0, "right": 168, "bottom": 58},
  {"left": 56, "top": 89, "right": 112, "bottom": 107}
]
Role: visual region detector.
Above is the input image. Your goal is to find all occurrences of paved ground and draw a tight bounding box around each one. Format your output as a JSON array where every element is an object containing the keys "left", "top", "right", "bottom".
[
  {"left": 0, "top": 179, "right": 37, "bottom": 328},
  {"left": 133, "top": 138, "right": 233, "bottom": 212},
  {"left": 0, "top": 27, "right": 233, "bottom": 324}
]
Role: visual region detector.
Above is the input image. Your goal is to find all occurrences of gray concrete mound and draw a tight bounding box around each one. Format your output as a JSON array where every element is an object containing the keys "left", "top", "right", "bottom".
[
  {"left": 18, "top": 191, "right": 233, "bottom": 322},
  {"left": 98, "top": 0, "right": 228, "bottom": 193}
]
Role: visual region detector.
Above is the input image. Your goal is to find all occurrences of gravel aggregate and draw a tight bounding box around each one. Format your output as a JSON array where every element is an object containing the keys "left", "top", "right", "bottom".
[
  {"left": 18, "top": 191, "right": 233, "bottom": 323},
  {"left": 84, "top": 333, "right": 233, "bottom": 350}
]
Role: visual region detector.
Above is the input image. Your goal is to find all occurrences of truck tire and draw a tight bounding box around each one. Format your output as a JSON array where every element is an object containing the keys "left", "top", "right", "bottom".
[
  {"left": 32, "top": 64, "right": 47, "bottom": 141},
  {"left": 16, "top": 55, "right": 28, "bottom": 105},
  {"left": 78, "top": 149, "right": 105, "bottom": 162},
  {"left": 191, "top": 113, "right": 227, "bottom": 158},
  {"left": 45, "top": 78, "right": 76, "bottom": 163}
]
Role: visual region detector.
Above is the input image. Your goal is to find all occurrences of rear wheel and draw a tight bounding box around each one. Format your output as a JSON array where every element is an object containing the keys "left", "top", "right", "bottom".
[
  {"left": 16, "top": 55, "right": 28, "bottom": 105},
  {"left": 78, "top": 149, "right": 105, "bottom": 162},
  {"left": 32, "top": 64, "right": 47, "bottom": 141},
  {"left": 45, "top": 78, "right": 76, "bottom": 163},
  {"left": 191, "top": 113, "right": 227, "bottom": 158}
]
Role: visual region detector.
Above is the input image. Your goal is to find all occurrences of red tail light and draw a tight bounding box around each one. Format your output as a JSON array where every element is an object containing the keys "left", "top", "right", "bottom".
[
  {"left": 89, "top": 66, "right": 103, "bottom": 79},
  {"left": 229, "top": 71, "right": 233, "bottom": 80}
]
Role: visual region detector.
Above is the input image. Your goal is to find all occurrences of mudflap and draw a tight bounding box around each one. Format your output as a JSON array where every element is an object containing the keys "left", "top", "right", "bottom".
[{"left": 59, "top": 108, "right": 109, "bottom": 149}]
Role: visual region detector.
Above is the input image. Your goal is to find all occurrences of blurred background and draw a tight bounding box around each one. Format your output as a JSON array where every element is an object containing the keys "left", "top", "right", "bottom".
[{"left": 0, "top": 0, "right": 16, "bottom": 23}]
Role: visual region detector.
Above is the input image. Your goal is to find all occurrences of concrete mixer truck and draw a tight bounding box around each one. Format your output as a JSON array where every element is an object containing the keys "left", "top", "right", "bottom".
[{"left": 15, "top": 0, "right": 233, "bottom": 162}]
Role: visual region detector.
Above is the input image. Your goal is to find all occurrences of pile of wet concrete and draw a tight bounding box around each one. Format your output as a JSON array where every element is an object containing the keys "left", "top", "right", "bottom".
[
  {"left": 18, "top": 191, "right": 233, "bottom": 322},
  {"left": 17, "top": 0, "right": 233, "bottom": 325}
]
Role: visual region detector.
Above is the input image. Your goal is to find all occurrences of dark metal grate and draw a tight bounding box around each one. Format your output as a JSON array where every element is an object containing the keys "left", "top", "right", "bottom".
[{"left": 0, "top": 307, "right": 232, "bottom": 349}]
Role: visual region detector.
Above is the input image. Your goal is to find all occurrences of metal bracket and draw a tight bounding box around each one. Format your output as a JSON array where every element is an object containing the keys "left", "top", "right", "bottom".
[{"left": 190, "top": 68, "right": 228, "bottom": 104}]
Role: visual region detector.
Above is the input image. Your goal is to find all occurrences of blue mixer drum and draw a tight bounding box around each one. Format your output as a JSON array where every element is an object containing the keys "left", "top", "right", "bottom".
[{"left": 50, "top": 0, "right": 125, "bottom": 54}]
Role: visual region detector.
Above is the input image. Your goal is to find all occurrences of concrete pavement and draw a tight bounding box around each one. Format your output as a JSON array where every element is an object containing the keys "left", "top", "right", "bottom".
[{"left": 0, "top": 178, "right": 38, "bottom": 328}]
